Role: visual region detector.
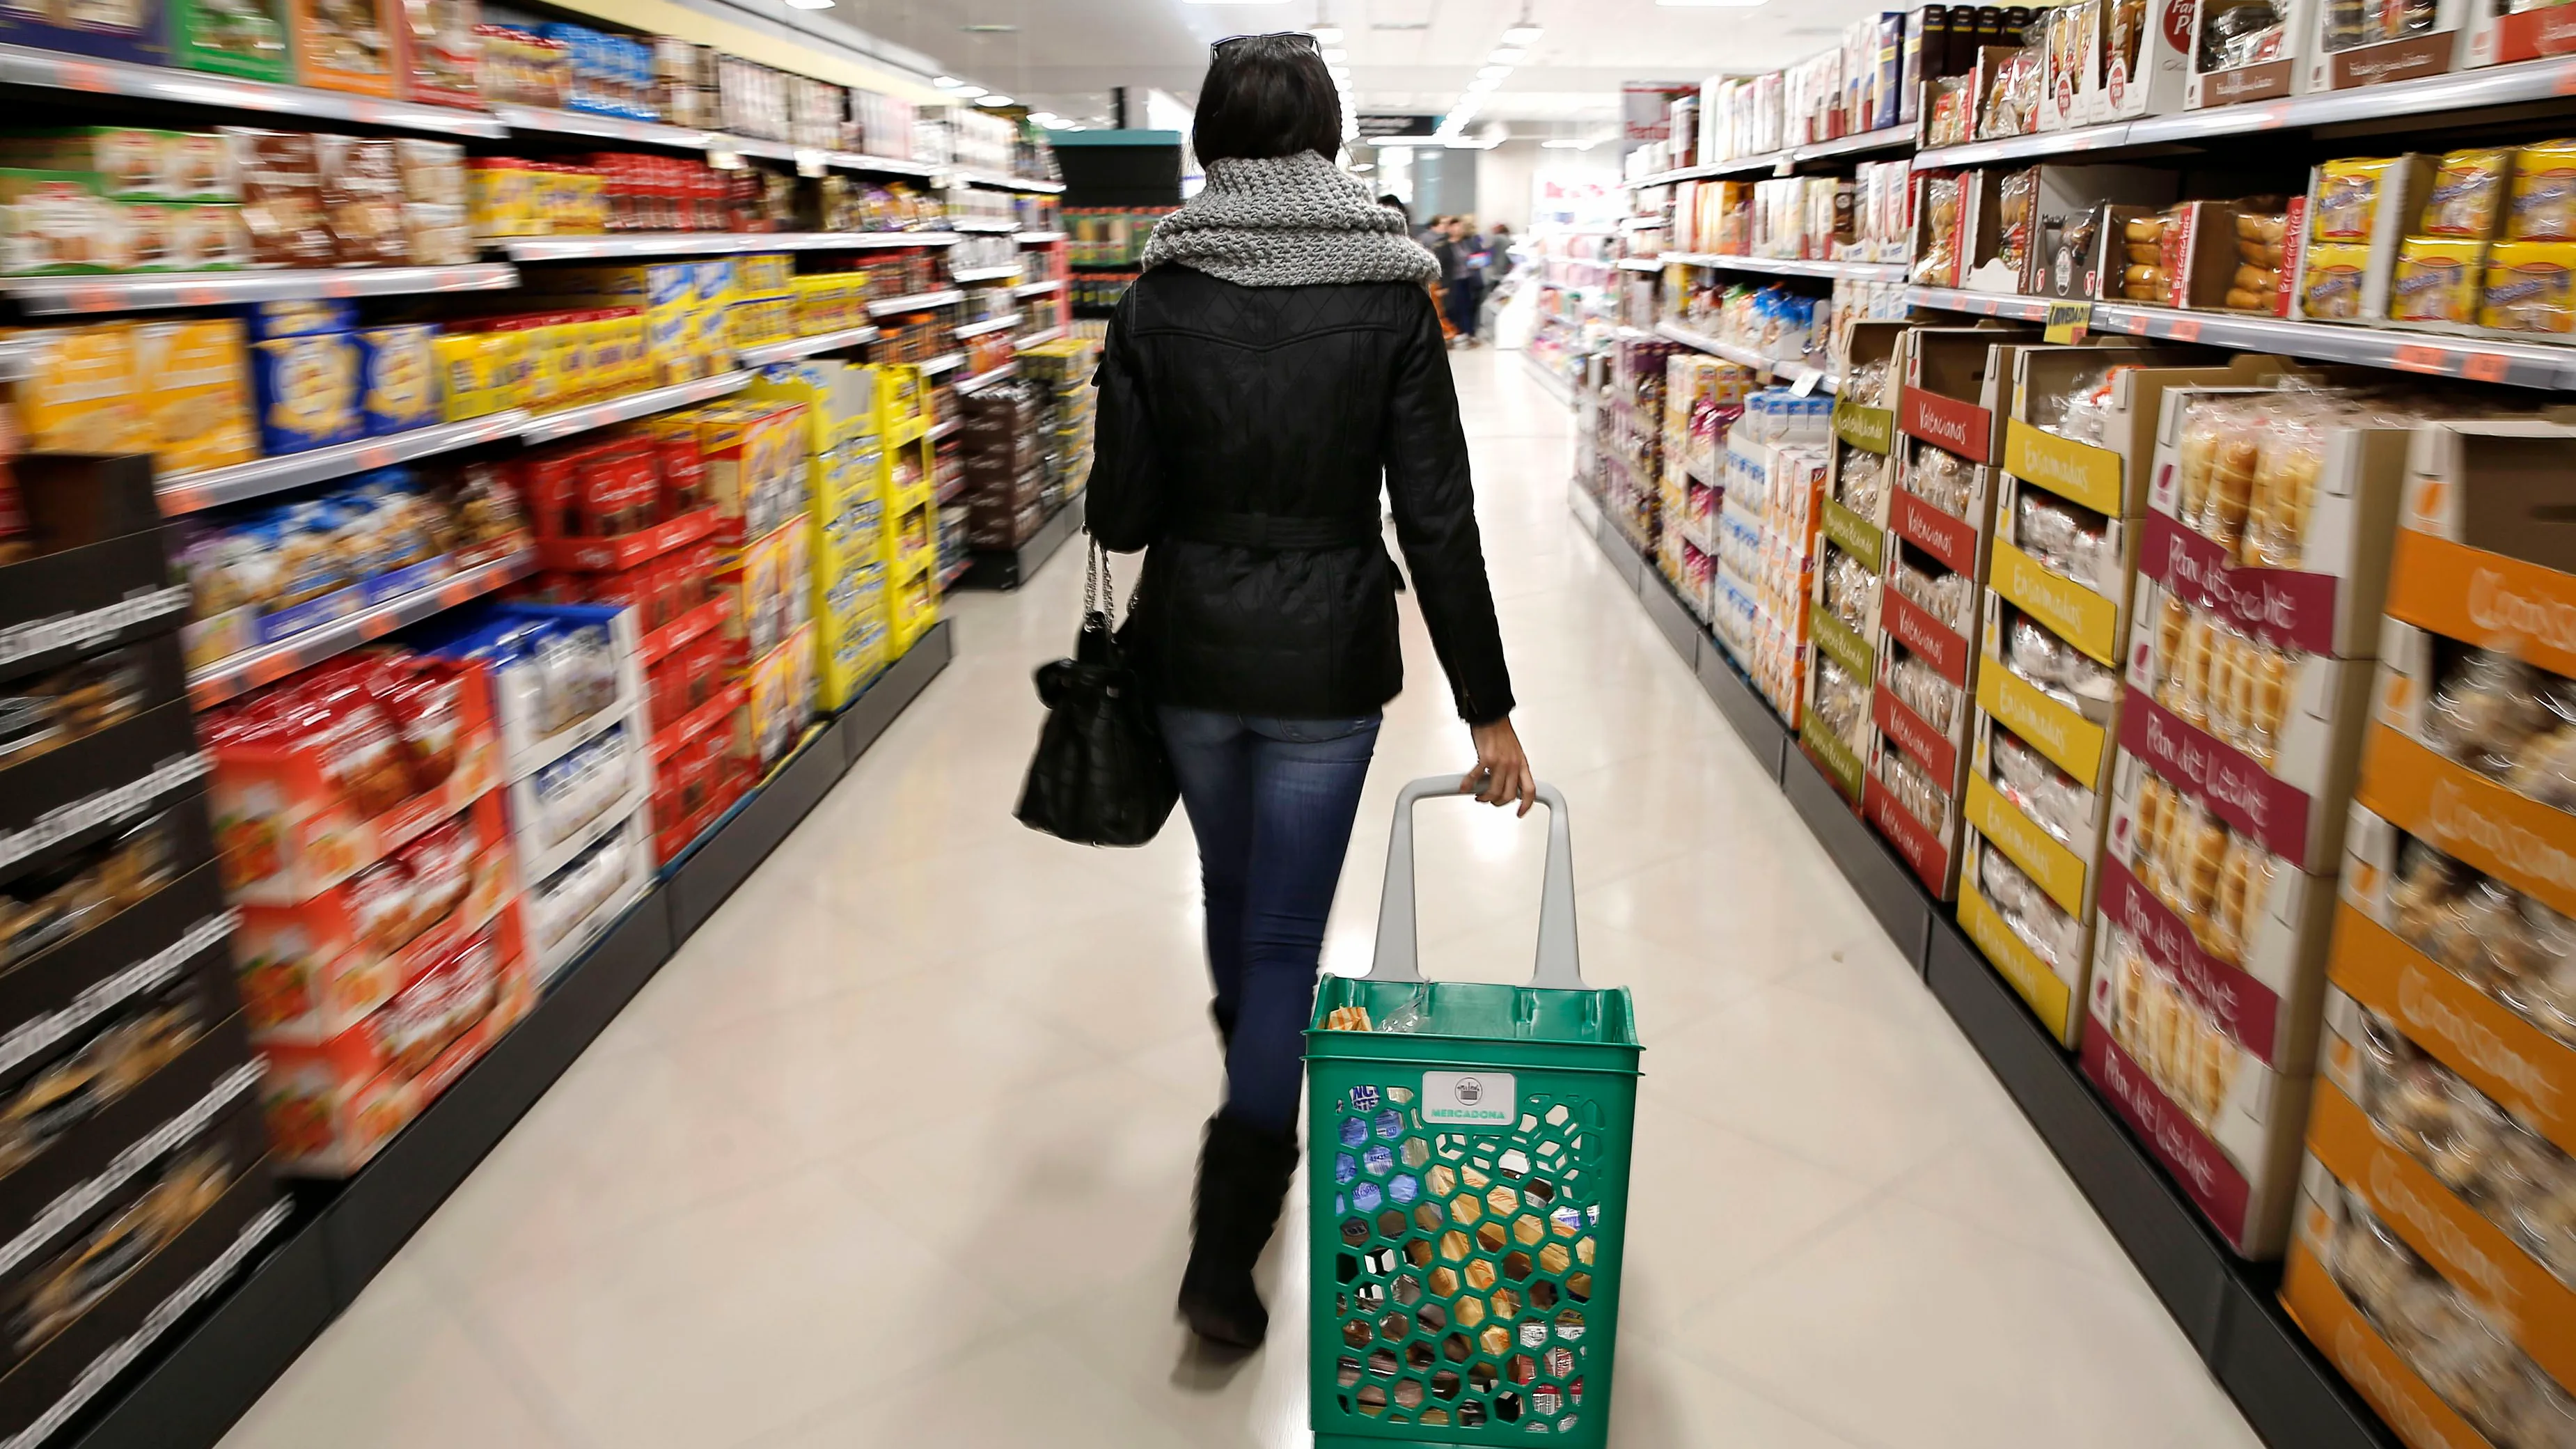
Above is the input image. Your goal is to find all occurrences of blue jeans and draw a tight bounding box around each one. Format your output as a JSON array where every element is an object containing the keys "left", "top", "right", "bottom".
[{"left": 1159, "top": 707, "right": 1381, "bottom": 1133}]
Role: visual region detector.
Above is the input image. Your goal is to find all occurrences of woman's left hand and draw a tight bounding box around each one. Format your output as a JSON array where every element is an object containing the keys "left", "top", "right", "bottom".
[{"left": 1463, "top": 716, "right": 1537, "bottom": 817}]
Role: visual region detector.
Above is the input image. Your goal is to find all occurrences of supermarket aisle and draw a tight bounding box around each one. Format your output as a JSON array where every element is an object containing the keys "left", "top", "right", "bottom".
[{"left": 220, "top": 351, "right": 2263, "bottom": 1449}]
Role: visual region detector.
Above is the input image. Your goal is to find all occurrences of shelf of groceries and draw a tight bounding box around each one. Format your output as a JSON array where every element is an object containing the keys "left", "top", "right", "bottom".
[
  {"left": 0, "top": 13, "right": 1090, "bottom": 1448},
  {"left": 1587, "top": 8, "right": 2576, "bottom": 1449}
]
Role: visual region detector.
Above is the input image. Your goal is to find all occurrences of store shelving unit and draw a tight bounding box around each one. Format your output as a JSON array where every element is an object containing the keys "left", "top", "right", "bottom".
[
  {"left": 950, "top": 313, "right": 1021, "bottom": 341},
  {"left": 1632, "top": 121, "right": 1919, "bottom": 185},
  {"left": 1015, "top": 324, "right": 1064, "bottom": 349},
  {"left": 950, "top": 265, "right": 1024, "bottom": 285},
  {"left": 1567, "top": 484, "right": 2401, "bottom": 1449},
  {"left": 6, "top": 263, "right": 521, "bottom": 316},
  {"left": 1651, "top": 319, "right": 1837, "bottom": 395},
  {"left": 1661, "top": 252, "right": 1908, "bottom": 283},
  {"left": 1904, "top": 286, "right": 2576, "bottom": 389},
  {"left": 72, "top": 621, "right": 956, "bottom": 1449},
  {"left": 185, "top": 547, "right": 536, "bottom": 709},
  {"left": 155, "top": 412, "right": 533, "bottom": 514},
  {"left": 734, "top": 325, "right": 882, "bottom": 367},
  {"left": 953, "top": 359, "right": 1017, "bottom": 393},
  {"left": 1012, "top": 278, "right": 1067, "bottom": 298},
  {"left": 0, "top": 39, "right": 508, "bottom": 135},
  {"left": 866, "top": 288, "right": 967, "bottom": 317},
  {"left": 951, "top": 169, "right": 1066, "bottom": 194},
  {"left": 955, "top": 497, "right": 1082, "bottom": 591},
  {"left": 497, "top": 231, "right": 957, "bottom": 263},
  {"left": 918, "top": 352, "right": 966, "bottom": 376},
  {"left": 519, "top": 371, "right": 751, "bottom": 446}
]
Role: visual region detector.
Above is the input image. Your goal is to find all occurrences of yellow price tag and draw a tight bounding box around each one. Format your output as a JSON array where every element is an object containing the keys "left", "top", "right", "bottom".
[{"left": 2043, "top": 300, "right": 2093, "bottom": 344}]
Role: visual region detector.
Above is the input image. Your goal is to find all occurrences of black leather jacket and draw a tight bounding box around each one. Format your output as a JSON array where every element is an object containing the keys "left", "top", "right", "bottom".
[{"left": 1086, "top": 265, "right": 1514, "bottom": 726}]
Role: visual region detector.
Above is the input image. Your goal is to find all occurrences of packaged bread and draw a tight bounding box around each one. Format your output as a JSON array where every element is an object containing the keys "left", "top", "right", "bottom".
[
  {"left": 2314, "top": 157, "right": 2397, "bottom": 242},
  {"left": 134, "top": 320, "right": 255, "bottom": 475},
  {"left": 2511, "top": 139, "right": 2576, "bottom": 243},
  {"left": 1910, "top": 173, "right": 1965, "bottom": 287},
  {"left": 2483, "top": 240, "right": 2576, "bottom": 334},
  {"left": 2302, "top": 242, "right": 2371, "bottom": 319},
  {"left": 8, "top": 324, "right": 146, "bottom": 454},
  {"left": 2389, "top": 235, "right": 2488, "bottom": 324},
  {"left": 2423, "top": 147, "right": 2514, "bottom": 240}
]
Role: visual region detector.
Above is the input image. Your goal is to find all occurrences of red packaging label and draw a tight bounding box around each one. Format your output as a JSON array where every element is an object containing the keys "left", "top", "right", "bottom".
[
  {"left": 2138, "top": 510, "right": 2345, "bottom": 657},
  {"left": 1889, "top": 489, "right": 1979, "bottom": 576},
  {"left": 2096, "top": 856, "right": 2285, "bottom": 1062},
  {"left": 1881, "top": 588, "right": 1970, "bottom": 687},
  {"left": 2082, "top": 1026, "right": 2254, "bottom": 1248},
  {"left": 1873, "top": 678, "right": 1959, "bottom": 786},
  {"left": 2121, "top": 692, "right": 2318, "bottom": 864},
  {"left": 1899, "top": 384, "right": 1992, "bottom": 462},
  {"left": 1864, "top": 772, "right": 1954, "bottom": 895},
  {"left": 2499, "top": 6, "right": 2576, "bottom": 60}
]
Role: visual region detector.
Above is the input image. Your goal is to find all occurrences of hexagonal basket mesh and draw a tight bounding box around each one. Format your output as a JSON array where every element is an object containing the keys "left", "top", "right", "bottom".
[{"left": 1306, "top": 977, "right": 1639, "bottom": 1447}]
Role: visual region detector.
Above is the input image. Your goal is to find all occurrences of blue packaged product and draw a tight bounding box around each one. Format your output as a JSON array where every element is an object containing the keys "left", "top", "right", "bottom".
[
  {"left": 244, "top": 298, "right": 356, "bottom": 340},
  {"left": 355, "top": 324, "right": 439, "bottom": 435},
  {"left": 250, "top": 331, "right": 362, "bottom": 454}
]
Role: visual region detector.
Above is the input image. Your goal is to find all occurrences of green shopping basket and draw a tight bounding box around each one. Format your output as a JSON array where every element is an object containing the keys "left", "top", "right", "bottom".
[{"left": 1307, "top": 776, "right": 1641, "bottom": 1447}]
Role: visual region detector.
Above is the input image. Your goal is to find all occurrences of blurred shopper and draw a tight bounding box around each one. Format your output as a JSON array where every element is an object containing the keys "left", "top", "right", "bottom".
[
  {"left": 1439, "top": 216, "right": 1486, "bottom": 346},
  {"left": 1087, "top": 31, "right": 1535, "bottom": 1352}
]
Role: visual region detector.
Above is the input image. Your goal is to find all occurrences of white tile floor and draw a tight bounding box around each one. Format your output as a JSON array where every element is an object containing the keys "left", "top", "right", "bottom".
[{"left": 217, "top": 348, "right": 2267, "bottom": 1449}]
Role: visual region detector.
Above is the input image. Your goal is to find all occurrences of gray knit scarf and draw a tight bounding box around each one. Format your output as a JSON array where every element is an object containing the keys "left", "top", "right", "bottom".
[{"left": 1140, "top": 150, "right": 1440, "bottom": 288}]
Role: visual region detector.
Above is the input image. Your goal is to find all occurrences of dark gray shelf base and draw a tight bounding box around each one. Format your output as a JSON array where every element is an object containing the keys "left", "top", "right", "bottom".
[
  {"left": 1578, "top": 503, "right": 2401, "bottom": 1449},
  {"left": 57, "top": 620, "right": 955, "bottom": 1449},
  {"left": 956, "top": 496, "right": 1084, "bottom": 590}
]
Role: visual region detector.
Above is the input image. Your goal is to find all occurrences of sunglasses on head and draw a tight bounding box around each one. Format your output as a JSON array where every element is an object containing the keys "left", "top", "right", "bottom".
[{"left": 1214, "top": 31, "right": 1324, "bottom": 51}]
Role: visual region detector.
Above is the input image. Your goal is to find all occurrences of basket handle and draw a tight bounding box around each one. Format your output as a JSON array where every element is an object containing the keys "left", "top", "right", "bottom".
[{"left": 1367, "top": 775, "right": 1582, "bottom": 990}]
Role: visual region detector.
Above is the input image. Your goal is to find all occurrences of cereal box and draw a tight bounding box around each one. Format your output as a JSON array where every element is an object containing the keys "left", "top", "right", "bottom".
[
  {"left": 136, "top": 319, "right": 256, "bottom": 473},
  {"left": 9, "top": 324, "right": 147, "bottom": 454}
]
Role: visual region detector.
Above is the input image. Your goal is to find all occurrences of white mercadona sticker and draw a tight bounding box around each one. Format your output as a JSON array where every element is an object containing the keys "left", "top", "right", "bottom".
[{"left": 1420, "top": 1070, "right": 1516, "bottom": 1127}]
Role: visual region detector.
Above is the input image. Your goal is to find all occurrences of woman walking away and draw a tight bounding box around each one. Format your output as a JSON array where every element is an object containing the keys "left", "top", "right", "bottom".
[{"left": 1087, "top": 31, "right": 1535, "bottom": 1351}]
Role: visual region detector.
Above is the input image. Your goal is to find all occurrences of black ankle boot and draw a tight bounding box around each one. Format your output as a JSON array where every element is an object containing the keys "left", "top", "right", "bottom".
[{"left": 1178, "top": 1113, "right": 1299, "bottom": 1349}]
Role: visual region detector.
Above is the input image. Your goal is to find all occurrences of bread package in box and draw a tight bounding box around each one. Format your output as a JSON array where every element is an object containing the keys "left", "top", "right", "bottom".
[
  {"left": 2469, "top": 0, "right": 2576, "bottom": 65},
  {"left": 135, "top": 318, "right": 256, "bottom": 476},
  {"left": 2085, "top": 911, "right": 2316, "bottom": 1255},
  {"left": 2083, "top": 0, "right": 2194, "bottom": 120},
  {"left": 2302, "top": 0, "right": 2480, "bottom": 91},
  {"left": 1901, "top": 326, "right": 2035, "bottom": 466},
  {"left": 1959, "top": 817, "right": 2098, "bottom": 1043},
  {"left": 2187, "top": 0, "right": 2314, "bottom": 108},
  {"left": 2296, "top": 154, "right": 2435, "bottom": 321},
  {"left": 2279, "top": 1157, "right": 2549, "bottom": 1449}
]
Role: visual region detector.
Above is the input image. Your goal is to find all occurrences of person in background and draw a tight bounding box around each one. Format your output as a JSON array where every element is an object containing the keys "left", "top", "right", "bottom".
[
  {"left": 1485, "top": 222, "right": 1516, "bottom": 285},
  {"left": 1440, "top": 216, "right": 1485, "bottom": 347},
  {"left": 1379, "top": 193, "right": 1409, "bottom": 226},
  {"left": 1416, "top": 212, "right": 1449, "bottom": 249},
  {"left": 1086, "top": 31, "right": 1534, "bottom": 1352}
]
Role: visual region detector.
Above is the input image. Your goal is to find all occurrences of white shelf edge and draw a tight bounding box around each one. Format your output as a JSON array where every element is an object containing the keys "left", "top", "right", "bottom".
[
  {"left": 1012, "top": 278, "right": 1067, "bottom": 297},
  {"left": 7, "top": 263, "right": 519, "bottom": 315},
  {"left": 157, "top": 409, "right": 533, "bottom": 513},
  {"left": 867, "top": 288, "right": 967, "bottom": 317},
  {"left": 950, "top": 313, "right": 1022, "bottom": 340},
  {"left": 735, "top": 325, "right": 882, "bottom": 366},
  {"left": 519, "top": 371, "right": 752, "bottom": 444}
]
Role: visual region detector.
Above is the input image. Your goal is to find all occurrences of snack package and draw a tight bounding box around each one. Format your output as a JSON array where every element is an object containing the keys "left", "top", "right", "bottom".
[
  {"left": 223, "top": 127, "right": 331, "bottom": 269},
  {"left": 317, "top": 135, "right": 405, "bottom": 266},
  {"left": 2302, "top": 242, "right": 2372, "bottom": 318},
  {"left": 10, "top": 324, "right": 146, "bottom": 454},
  {"left": 2483, "top": 240, "right": 2576, "bottom": 333},
  {"left": 2122, "top": 212, "right": 2170, "bottom": 301},
  {"left": 355, "top": 324, "right": 437, "bottom": 435},
  {"left": 2424, "top": 148, "right": 2514, "bottom": 240},
  {"left": 2227, "top": 206, "right": 2291, "bottom": 313},
  {"left": 292, "top": 0, "right": 400, "bottom": 96},
  {"left": 1911, "top": 173, "right": 1967, "bottom": 288},
  {"left": 169, "top": 0, "right": 294, "bottom": 81},
  {"left": 2314, "top": 157, "right": 2398, "bottom": 242},
  {"left": 251, "top": 331, "right": 363, "bottom": 454},
  {"left": 135, "top": 319, "right": 256, "bottom": 475},
  {"left": 398, "top": 0, "right": 478, "bottom": 105},
  {"left": 2512, "top": 138, "right": 2576, "bottom": 242},
  {"left": 2390, "top": 235, "right": 2488, "bottom": 322},
  {"left": 0, "top": 170, "right": 131, "bottom": 276}
]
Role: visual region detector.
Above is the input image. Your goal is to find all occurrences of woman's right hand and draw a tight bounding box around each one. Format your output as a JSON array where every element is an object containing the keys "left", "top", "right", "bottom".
[{"left": 1463, "top": 716, "right": 1537, "bottom": 817}]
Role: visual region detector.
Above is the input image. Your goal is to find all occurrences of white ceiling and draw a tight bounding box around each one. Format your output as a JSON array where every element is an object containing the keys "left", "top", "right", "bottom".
[{"left": 819, "top": 0, "right": 1900, "bottom": 133}]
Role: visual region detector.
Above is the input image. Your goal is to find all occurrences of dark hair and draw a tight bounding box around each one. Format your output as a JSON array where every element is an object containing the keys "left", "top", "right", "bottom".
[
  {"left": 1377, "top": 193, "right": 1406, "bottom": 217},
  {"left": 1194, "top": 32, "right": 1343, "bottom": 164}
]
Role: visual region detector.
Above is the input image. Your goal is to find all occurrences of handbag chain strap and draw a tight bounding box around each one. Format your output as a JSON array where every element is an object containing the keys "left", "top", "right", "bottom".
[{"left": 1084, "top": 533, "right": 1124, "bottom": 622}]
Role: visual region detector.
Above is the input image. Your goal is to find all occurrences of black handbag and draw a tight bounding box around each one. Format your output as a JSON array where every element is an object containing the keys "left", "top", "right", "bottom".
[{"left": 1015, "top": 540, "right": 1179, "bottom": 846}]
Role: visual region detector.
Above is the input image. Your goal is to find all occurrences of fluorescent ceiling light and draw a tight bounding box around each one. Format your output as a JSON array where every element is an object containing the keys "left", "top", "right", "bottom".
[
  {"left": 1321, "top": 46, "right": 1346, "bottom": 62},
  {"left": 1539, "top": 138, "right": 1592, "bottom": 149},
  {"left": 1477, "top": 64, "right": 1509, "bottom": 79},
  {"left": 1308, "top": 23, "right": 1342, "bottom": 42},
  {"left": 977, "top": 94, "right": 1014, "bottom": 106},
  {"left": 1657, "top": 0, "right": 1770, "bottom": 6},
  {"left": 1351, "top": 162, "right": 1373, "bottom": 171},
  {"left": 1490, "top": 47, "right": 1526, "bottom": 63},
  {"left": 1028, "top": 111, "right": 1058, "bottom": 122},
  {"left": 783, "top": 0, "right": 833, "bottom": 10},
  {"left": 933, "top": 76, "right": 966, "bottom": 88},
  {"left": 1501, "top": 24, "right": 1541, "bottom": 42}
]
